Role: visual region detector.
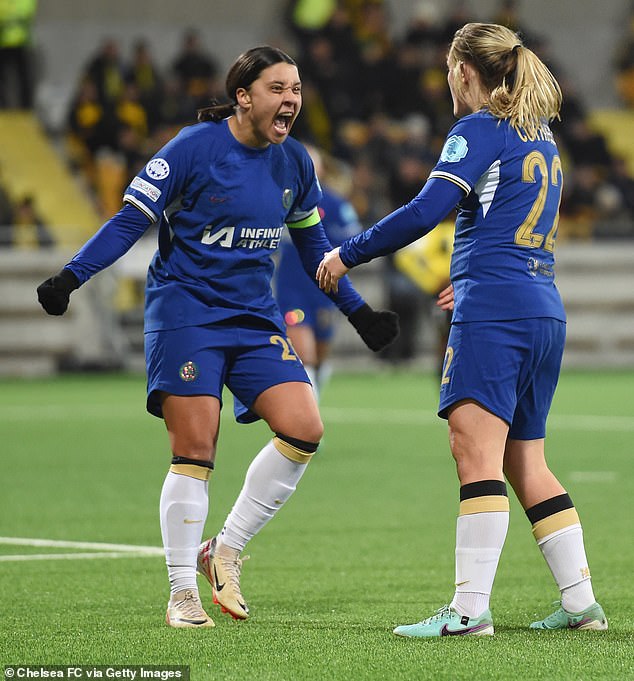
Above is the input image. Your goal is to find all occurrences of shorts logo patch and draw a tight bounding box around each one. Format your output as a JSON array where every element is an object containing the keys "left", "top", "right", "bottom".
[
  {"left": 179, "top": 361, "right": 198, "bottom": 382},
  {"left": 440, "top": 135, "right": 468, "bottom": 163},
  {"left": 146, "top": 158, "right": 170, "bottom": 180},
  {"left": 130, "top": 176, "right": 162, "bottom": 202}
]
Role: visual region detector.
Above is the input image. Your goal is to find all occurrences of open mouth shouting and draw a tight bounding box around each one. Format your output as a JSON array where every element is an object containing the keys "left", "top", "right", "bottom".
[{"left": 273, "top": 111, "right": 295, "bottom": 137}]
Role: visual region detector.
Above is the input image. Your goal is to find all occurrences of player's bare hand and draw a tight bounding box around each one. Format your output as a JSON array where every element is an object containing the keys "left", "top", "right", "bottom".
[
  {"left": 317, "top": 247, "right": 349, "bottom": 295},
  {"left": 436, "top": 283, "right": 454, "bottom": 311}
]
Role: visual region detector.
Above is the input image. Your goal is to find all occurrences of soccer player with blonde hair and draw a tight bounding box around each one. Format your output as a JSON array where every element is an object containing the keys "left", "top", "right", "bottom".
[{"left": 318, "top": 23, "right": 607, "bottom": 637}]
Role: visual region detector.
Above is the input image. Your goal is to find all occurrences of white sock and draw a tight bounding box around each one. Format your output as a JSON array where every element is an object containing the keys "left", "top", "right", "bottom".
[
  {"left": 538, "top": 524, "right": 596, "bottom": 612},
  {"left": 219, "top": 439, "right": 309, "bottom": 552},
  {"left": 160, "top": 469, "right": 209, "bottom": 596},
  {"left": 450, "top": 511, "right": 509, "bottom": 618},
  {"left": 316, "top": 362, "right": 332, "bottom": 396}
]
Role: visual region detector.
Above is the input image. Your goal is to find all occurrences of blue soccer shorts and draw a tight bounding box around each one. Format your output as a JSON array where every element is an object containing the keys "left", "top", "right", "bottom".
[
  {"left": 438, "top": 318, "right": 566, "bottom": 440},
  {"left": 145, "top": 322, "right": 310, "bottom": 422}
]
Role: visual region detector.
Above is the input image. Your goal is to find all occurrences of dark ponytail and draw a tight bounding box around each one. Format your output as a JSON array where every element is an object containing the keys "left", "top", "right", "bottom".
[{"left": 197, "top": 100, "right": 235, "bottom": 122}]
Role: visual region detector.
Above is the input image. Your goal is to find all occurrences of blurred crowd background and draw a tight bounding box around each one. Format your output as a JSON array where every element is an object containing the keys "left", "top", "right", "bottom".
[
  {"left": 1, "top": 0, "right": 634, "bottom": 368},
  {"left": 3, "top": 0, "right": 634, "bottom": 235}
]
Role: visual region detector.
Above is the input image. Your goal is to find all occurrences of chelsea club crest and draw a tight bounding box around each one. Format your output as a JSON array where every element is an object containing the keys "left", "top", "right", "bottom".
[{"left": 282, "top": 188, "right": 293, "bottom": 210}]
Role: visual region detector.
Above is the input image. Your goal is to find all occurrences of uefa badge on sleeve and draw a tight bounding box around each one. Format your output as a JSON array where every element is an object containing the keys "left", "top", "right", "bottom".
[{"left": 179, "top": 361, "right": 198, "bottom": 382}]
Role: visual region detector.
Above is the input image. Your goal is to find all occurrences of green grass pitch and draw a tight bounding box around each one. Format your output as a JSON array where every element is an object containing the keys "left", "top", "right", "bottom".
[{"left": 1, "top": 369, "right": 633, "bottom": 680}]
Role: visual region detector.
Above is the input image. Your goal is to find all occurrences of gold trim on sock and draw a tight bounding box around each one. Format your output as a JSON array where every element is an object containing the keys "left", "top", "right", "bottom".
[
  {"left": 169, "top": 463, "right": 212, "bottom": 481},
  {"left": 459, "top": 495, "right": 510, "bottom": 515},
  {"left": 532, "top": 508, "right": 580, "bottom": 541},
  {"left": 273, "top": 436, "right": 314, "bottom": 464}
]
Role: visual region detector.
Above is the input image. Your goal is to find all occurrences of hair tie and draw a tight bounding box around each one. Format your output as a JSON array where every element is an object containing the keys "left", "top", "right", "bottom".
[{"left": 512, "top": 44, "right": 521, "bottom": 54}]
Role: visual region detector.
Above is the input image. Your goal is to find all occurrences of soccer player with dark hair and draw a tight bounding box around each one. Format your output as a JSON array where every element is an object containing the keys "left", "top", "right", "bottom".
[{"left": 37, "top": 45, "right": 398, "bottom": 629}]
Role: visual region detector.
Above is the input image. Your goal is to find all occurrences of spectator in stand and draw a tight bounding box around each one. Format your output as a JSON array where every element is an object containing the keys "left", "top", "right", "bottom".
[
  {"left": 115, "top": 81, "right": 148, "bottom": 140},
  {"left": 66, "top": 79, "right": 109, "bottom": 183},
  {"left": 84, "top": 38, "right": 126, "bottom": 108},
  {"left": 606, "top": 156, "right": 634, "bottom": 223},
  {"left": 563, "top": 118, "right": 614, "bottom": 171},
  {"left": 156, "top": 74, "right": 197, "bottom": 131},
  {"left": 171, "top": 28, "right": 220, "bottom": 104},
  {"left": 125, "top": 39, "right": 163, "bottom": 134},
  {"left": 355, "top": 2, "right": 394, "bottom": 118},
  {"left": 559, "top": 165, "right": 602, "bottom": 240},
  {"left": 300, "top": 33, "right": 357, "bottom": 134},
  {"left": 0, "top": 0, "right": 37, "bottom": 108},
  {"left": 0, "top": 194, "right": 54, "bottom": 249}
]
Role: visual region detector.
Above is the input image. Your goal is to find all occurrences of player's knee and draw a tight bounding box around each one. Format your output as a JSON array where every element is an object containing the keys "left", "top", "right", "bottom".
[
  {"left": 303, "top": 417, "right": 324, "bottom": 444},
  {"left": 275, "top": 414, "right": 324, "bottom": 445},
  {"left": 274, "top": 432, "right": 321, "bottom": 464},
  {"left": 170, "top": 436, "right": 216, "bottom": 464}
]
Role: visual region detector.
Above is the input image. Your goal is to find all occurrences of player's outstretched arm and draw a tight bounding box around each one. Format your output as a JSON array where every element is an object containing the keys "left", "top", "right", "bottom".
[
  {"left": 289, "top": 222, "right": 399, "bottom": 352},
  {"left": 36, "top": 203, "right": 151, "bottom": 316}
]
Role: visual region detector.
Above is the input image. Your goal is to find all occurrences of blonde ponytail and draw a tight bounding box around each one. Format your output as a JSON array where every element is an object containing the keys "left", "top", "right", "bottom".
[{"left": 450, "top": 23, "right": 562, "bottom": 140}]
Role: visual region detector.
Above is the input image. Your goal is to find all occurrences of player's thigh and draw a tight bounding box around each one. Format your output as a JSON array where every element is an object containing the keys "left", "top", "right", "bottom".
[
  {"left": 447, "top": 399, "right": 508, "bottom": 482},
  {"left": 254, "top": 381, "right": 323, "bottom": 443},
  {"left": 161, "top": 393, "right": 222, "bottom": 462}
]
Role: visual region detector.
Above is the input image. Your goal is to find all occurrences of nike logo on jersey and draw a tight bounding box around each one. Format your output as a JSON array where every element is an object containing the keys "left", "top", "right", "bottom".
[{"left": 210, "top": 196, "right": 228, "bottom": 203}]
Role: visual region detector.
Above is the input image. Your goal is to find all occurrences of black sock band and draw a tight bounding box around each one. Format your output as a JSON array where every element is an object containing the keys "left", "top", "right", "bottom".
[
  {"left": 459, "top": 479, "right": 507, "bottom": 501},
  {"left": 526, "top": 493, "right": 573, "bottom": 525},
  {"left": 274, "top": 432, "right": 319, "bottom": 453},
  {"left": 171, "top": 455, "right": 214, "bottom": 470}
]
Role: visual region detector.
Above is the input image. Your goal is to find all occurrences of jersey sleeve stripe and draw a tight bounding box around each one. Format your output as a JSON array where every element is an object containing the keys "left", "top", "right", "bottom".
[
  {"left": 286, "top": 207, "right": 321, "bottom": 229},
  {"left": 428, "top": 171, "right": 471, "bottom": 195},
  {"left": 123, "top": 194, "right": 158, "bottom": 223}
]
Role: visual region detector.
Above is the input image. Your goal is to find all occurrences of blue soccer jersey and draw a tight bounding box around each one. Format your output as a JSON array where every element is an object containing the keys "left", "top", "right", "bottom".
[
  {"left": 340, "top": 111, "right": 566, "bottom": 323},
  {"left": 275, "top": 187, "right": 362, "bottom": 315},
  {"left": 67, "top": 119, "right": 364, "bottom": 333}
]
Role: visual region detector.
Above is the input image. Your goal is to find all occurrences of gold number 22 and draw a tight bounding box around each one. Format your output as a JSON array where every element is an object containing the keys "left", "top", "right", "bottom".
[{"left": 514, "top": 152, "right": 562, "bottom": 253}]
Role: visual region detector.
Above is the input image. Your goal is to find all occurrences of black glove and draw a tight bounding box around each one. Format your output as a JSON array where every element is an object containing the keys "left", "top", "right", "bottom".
[
  {"left": 348, "top": 303, "right": 400, "bottom": 352},
  {"left": 37, "top": 268, "right": 80, "bottom": 316}
]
